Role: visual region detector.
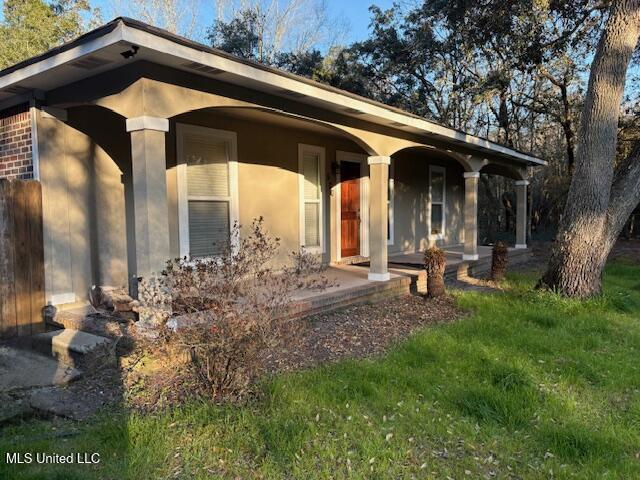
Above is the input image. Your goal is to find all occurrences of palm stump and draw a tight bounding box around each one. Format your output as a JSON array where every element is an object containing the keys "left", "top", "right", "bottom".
[{"left": 424, "top": 246, "right": 446, "bottom": 297}]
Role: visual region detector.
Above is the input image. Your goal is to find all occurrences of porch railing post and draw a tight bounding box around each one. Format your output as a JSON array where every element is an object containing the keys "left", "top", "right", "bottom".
[
  {"left": 515, "top": 180, "right": 529, "bottom": 249},
  {"left": 126, "top": 116, "right": 171, "bottom": 292},
  {"left": 367, "top": 155, "right": 390, "bottom": 281},
  {"left": 463, "top": 171, "right": 480, "bottom": 261}
]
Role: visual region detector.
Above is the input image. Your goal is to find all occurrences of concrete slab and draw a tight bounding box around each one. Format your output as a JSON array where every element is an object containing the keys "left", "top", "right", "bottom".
[
  {"left": 30, "top": 329, "right": 116, "bottom": 368},
  {"left": 28, "top": 387, "right": 97, "bottom": 421},
  {"left": 0, "top": 346, "right": 81, "bottom": 393},
  {"left": 36, "top": 329, "right": 111, "bottom": 355}
]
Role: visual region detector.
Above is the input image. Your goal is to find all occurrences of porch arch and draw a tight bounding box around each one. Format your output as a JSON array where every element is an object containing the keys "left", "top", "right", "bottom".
[
  {"left": 169, "top": 104, "right": 379, "bottom": 157},
  {"left": 480, "top": 162, "right": 527, "bottom": 181}
]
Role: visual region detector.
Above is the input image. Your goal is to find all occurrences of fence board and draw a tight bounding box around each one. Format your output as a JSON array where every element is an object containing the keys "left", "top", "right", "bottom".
[
  {"left": 27, "top": 182, "right": 45, "bottom": 334},
  {"left": 13, "top": 181, "right": 32, "bottom": 336},
  {"left": 0, "top": 179, "right": 44, "bottom": 339},
  {"left": 0, "top": 180, "right": 17, "bottom": 338}
]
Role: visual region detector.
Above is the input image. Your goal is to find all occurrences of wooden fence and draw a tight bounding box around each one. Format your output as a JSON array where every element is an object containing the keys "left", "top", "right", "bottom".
[{"left": 0, "top": 179, "right": 45, "bottom": 339}]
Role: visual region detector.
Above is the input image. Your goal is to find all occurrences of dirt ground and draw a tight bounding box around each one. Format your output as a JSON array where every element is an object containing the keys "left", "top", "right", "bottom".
[{"left": 264, "top": 295, "right": 463, "bottom": 373}]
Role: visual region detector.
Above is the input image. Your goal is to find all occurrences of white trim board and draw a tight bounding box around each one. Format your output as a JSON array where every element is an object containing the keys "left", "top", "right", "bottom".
[
  {"left": 176, "top": 123, "right": 239, "bottom": 258},
  {"left": 29, "top": 105, "right": 40, "bottom": 180},
  {"left": 388, "top": 159, "right": 395, "bottom": 246}
]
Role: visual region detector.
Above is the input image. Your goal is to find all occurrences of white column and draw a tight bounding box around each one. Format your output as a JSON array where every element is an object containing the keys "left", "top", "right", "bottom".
[
  {"left": 463, "top": 171, "right": 480, "bottom": 261},
  {"left": 126, "top": 116, "right": 171, "bottom": 281},
  {"left": 368, "top": 155, "right": 390, "bottom": 281},
  {"left": 515, "top": 180, "right": 529, "bottom": 249}
]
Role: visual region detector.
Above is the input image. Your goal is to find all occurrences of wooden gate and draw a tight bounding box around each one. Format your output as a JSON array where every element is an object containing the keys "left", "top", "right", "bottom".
[{"left": 0, "top": 179, "right": 45, "bottom": 339}]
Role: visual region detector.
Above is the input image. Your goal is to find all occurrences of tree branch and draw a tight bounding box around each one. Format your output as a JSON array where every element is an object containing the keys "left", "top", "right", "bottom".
[{"left": 607, "top": 140, "right": 640, "bottom": 234}]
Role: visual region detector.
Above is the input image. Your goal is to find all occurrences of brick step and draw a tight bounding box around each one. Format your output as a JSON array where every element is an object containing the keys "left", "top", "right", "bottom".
[{"left": 290, "top": 279, "right": 412, "bottom": 319}]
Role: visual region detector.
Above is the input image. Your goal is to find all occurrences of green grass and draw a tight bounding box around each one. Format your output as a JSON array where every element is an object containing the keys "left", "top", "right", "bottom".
[{"left": 2, "top": 262, "right": 640, "bottom": 479}]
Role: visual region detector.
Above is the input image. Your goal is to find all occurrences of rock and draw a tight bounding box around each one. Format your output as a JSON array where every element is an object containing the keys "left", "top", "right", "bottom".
[{"left": 91, "top": 285, "right": 135, "bottom": 313}]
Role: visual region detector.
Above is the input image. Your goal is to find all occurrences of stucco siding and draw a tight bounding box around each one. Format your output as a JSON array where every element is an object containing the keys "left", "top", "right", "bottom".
[
  {"left": 391, "top": 150, "right": 465, "bottom": 255},
  {"left": 37, "top": 107, "right": 129, "bottom": 304},
  {"left": 167, "top": 110, "right": 367, "bottom": 266}
]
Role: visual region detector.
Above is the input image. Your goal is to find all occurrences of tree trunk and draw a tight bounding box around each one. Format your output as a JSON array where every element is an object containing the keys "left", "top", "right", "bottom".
[{"left": 540, "top": 0, "right": 640, "bottom": 297}]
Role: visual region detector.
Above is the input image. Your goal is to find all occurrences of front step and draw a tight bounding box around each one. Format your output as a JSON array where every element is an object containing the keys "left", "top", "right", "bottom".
[
  {"left": 27, "top": 329, "right": 116, "bottom": 369},
  {"left": 45, "top": 304, "right": 134, "bottom": 339}
]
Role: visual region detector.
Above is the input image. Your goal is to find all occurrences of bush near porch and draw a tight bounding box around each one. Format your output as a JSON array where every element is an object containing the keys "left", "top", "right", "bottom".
[{"left": 2, "top": 260, "right": 640, "bottom": 479}]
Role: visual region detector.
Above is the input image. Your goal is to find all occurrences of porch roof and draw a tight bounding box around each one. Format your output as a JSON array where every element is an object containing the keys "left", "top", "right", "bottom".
[{"left": 0, "top": 17, "right": 546, "bottom": 168}]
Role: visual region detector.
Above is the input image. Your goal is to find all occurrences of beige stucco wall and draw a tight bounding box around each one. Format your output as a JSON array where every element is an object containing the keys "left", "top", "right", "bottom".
[
  {"left": 166, "top": 110, "right": 368, "bottom": 266},
  {"left": 391, "top": 149, "right": 465, "bottom": 254},
  {"left": 37, "top": 107, "right": 130, "bottom": 305},
  {"left": 37, "top": 105, "right": 467, "bottom": 304}
]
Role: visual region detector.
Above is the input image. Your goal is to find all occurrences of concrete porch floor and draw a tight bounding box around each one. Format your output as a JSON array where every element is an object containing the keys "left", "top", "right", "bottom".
[
  {"left": 288, "top": 246, "right": 532, "bottom": 318},
  {"left": 389, "top": 245, "right": 500, "bottom": 267}
]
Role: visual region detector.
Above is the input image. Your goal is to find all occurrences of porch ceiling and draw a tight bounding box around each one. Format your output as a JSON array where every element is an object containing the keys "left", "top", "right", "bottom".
[{"left": 0, "top": 17, "right": 546, "bottom": 168}]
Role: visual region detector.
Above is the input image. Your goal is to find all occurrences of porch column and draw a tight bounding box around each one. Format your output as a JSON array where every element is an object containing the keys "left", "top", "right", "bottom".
[
  {"left": 126, "top": 116, "right": 171, "bottom": 281},
  {"left": 463, "top": 172, "right": 480, "bottom": 261},
  {"left": 515, "top": 180, "right": 529, "bottom": 249},
  {"left": 368, "top": 155, "right": 390, "bottom": 281}
]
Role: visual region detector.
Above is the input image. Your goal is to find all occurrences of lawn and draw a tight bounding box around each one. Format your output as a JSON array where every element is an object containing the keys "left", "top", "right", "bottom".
[{"left": 2, "top": 261, "right": 639, "bottom": 479}]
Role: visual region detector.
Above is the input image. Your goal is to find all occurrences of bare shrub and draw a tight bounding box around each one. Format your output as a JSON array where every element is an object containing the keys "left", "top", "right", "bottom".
[
  {"left": 424, "top": 246, "right": 446, "bottom": 297},
  {"left": 136, "top": 218, "right": 330, "bottom": 403},
  {"left": 491, "top": 241, "right": 509, "bottom": 281}
]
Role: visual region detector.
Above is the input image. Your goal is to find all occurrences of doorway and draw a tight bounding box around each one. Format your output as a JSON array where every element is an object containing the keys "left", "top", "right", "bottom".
[{"left": 340, "top": 160, "right": 361, "bottom": 258}]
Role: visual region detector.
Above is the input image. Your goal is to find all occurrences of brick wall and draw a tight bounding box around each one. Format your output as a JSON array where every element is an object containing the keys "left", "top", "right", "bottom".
[{"left": 0, "top": 104, "right": 34, "bottom": 179}]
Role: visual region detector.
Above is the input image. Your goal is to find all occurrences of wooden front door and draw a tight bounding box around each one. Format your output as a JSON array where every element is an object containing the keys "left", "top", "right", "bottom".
[{"left": 340, "top": 161, "right": 360, "bottom": 257}]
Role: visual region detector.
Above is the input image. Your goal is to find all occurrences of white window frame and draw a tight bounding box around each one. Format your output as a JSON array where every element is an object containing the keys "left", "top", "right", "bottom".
[
  {"left": 336, "top": 151, "right": 369, "bottom": 260},
  {"left": 176, "top": 123, "right": 239, "bottom": 258},
  {"left": 388, "top": 159, "right": 395, "bottom": 246},
  {"left": 429, "top": 165, "right": 446, "bottom": 241},
  {"left": 298, "top": 144, "right": 326, "bottom": 254}
]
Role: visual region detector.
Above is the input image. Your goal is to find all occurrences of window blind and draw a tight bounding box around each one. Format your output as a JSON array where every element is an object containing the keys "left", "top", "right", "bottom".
[{"left": 185, "top": 133, "right": 231, "bottom": 257}]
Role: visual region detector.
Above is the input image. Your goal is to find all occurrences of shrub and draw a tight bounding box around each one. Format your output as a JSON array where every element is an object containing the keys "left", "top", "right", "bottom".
[
  {"left": 424, "top": 246, "right": 446, "bottom": 297},
  {"left": 136, "top": 218, "right": 330, "bottom": 403},
  {"left": 491, "top": 241, "right": 509, "bottom": 281}
]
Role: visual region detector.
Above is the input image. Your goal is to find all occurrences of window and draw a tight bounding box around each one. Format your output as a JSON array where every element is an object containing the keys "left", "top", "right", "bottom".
[
  {"left": 429, "top": 165, "right": 445, "bottom": 239},
  {"left": 177, "top": 124, "right": 239, "bottom": 258},
  {"left": 298, "top": 144, "right": 325, "bottom": 253}
]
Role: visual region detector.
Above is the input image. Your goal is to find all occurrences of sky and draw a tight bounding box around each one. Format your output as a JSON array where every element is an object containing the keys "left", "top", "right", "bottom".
[
  {"left": 328, "top": 0, "right": 395, "bottom": 43},
  {"left": 89, "top": 0, "right": 396, "bottom": 45}
]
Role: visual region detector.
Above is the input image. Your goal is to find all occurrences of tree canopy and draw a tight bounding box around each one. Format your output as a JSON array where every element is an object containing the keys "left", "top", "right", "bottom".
[{"left": 0, "top": 0, "right": 97, "bottom": 70}]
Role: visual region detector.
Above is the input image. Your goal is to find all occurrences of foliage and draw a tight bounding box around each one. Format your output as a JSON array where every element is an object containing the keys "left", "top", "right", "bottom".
[
  {"left": 107, "top": 0, "right": 200, "bottom": 37},
  {"left": 4, "top": 261, "right": 640, "bottom": 479},
  {"left": 207, "top": 0, "right": 342, "bottom": 65},
  {"left": 136, "top": 218, "right": 330, "bottom": 403},
  {"left": 424, "top": 246, "right": 446, "bottom": 297},
  {"left": 0, "top": 0, "right": 99, "bottom": 69}
]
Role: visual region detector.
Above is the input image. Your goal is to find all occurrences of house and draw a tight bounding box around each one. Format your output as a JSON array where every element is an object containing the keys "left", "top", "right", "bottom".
[{"left": 0, "top": 18, "right": 545, "bottom": 310}]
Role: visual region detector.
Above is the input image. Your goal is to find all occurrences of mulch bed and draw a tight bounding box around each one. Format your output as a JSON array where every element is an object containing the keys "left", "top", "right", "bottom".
[{"left": 264, "top": 294, "right": 463, "bottom": 373}]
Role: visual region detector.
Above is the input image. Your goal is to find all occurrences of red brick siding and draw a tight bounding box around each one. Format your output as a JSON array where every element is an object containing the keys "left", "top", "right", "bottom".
[{"left": 0, "top": 105, "right": 34, "bottom": 179}]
